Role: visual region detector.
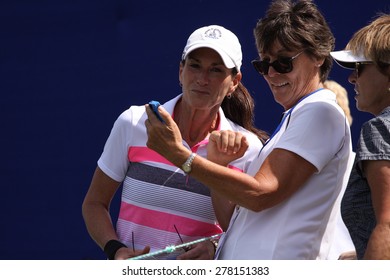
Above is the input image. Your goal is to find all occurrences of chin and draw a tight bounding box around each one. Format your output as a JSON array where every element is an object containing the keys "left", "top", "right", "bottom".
[
  {"left": 355, "top": 103, "right": 367, "bottom": 113},
  {"left": 273, "top": 96, "right": 287, "bottom": 108}
]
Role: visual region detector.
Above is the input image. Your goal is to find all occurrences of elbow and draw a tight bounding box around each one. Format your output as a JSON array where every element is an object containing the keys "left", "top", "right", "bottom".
[
  {"left": 241, "top": 194, "right": 267, "bottom": 212},
  {"left": 81, "top": 197, "right": 98, "bottom": 221},
  {"left": 81, "top": 199, "right": 89, "bottom": 220},
  {"left": 237, "top": 179, "right": 279, "bottom": 212},
  {"left": 243, "top": 190, "right": 279, "bottom": 212},
  {"left": 248, "top": 203, "right": 266, "bottom": 212}
]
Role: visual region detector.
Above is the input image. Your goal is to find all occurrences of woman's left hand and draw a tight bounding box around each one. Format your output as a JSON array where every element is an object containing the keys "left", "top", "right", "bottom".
[
  {"left": 176, "top": 240, "right": 215, "bottom": 260},
  {"left": 207, "top": 130, "right": 249, "bottom": 166}
]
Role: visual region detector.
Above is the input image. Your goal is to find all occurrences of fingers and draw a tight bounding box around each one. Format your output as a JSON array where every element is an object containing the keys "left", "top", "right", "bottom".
[
  {"left": 145, "top": 104, "right": 159, "bottom": 124},
  {"left": 141, "top": 246, "right": 151, "bottom": 254},
  {"left": 145, "top": 104, "right": 172, "bottom": 125},
  {"left": 117, "top": 246, "right": 151, "bottom": 260},
  {"left": 176, "top": 242, "right": 213, "bottom": 260},
  {"left": 210, "top": 130, "right": 247, "bottom": 155}
]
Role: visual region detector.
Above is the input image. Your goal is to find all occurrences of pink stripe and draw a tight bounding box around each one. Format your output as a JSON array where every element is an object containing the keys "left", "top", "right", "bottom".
[
  {"left": 128, "top": 146, "right": 175, "bottom": 166},
  {"left": 227, "top": 164, "right": 243, "bottom": 172},
  {"left": 119, "top": 201, "right": 222, "bottom": 237}
]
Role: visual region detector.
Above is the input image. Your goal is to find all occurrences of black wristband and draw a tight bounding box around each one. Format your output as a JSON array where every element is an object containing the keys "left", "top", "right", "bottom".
[{"left": 104, "top": 240, "right": 127, "bottom": 260}]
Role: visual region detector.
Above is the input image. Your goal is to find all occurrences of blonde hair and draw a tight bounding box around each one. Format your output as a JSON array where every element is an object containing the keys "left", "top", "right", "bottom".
[
  {"left": 324, "top": 80, "right": 353, "bottom": 126},
  {"left": 346, "top": 14, "right": 390, "bottom": 73}
]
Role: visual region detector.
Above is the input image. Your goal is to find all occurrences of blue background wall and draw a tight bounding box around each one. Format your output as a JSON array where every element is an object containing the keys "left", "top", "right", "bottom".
[{"left": 1, "top": 0, "right": 389, "bottom": 259}]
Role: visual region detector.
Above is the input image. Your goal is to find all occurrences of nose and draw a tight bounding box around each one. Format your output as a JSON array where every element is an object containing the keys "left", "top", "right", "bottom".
[
  {"left": 267, "top": 65, "right": 279, "bottom": 77},
  {"left": 348, "top": 70, "right": 357, "bottom": 85},
  {"left": 197, "top": 70, "right": 209, "bottom": 85}
]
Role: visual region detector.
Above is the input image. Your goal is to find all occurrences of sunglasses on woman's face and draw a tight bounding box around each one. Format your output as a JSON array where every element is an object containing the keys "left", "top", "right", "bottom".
[
  {"left": 354, "top": 62, "right": 373, "bottom": 78},
  {"left": 252, "top": 51, "right": 304, "bottom": 75}
]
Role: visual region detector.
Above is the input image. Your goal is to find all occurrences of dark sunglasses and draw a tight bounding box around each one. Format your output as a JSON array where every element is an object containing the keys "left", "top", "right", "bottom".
[
  {"left": 354, "top": 62, "right": 373, "bottom": 78},
  {"left": 252, "top": 51, "right": 304, "bottom": 75}
]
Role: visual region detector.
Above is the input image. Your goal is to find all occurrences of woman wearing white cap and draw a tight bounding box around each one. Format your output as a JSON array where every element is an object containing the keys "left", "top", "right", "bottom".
[
  {"left": 146, "top": 0, "right": 354, "bottom": 259},
  {"left": 331, "top": 14, "right": 390, "bottom": 259},
  {"left": 82, "top": 25, "right": 267, "bottom": 260}
]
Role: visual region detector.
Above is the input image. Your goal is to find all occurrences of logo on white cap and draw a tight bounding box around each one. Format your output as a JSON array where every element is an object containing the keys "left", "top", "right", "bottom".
[
  {"left": 204, "top": 27, "right": 222, "bottom": 40},
  {"left": 182, "top": 25, "right": 242, "bottom": 72}
]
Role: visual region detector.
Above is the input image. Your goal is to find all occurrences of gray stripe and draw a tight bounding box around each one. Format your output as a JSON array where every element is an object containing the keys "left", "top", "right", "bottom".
[
  {"left": 126, "top": 162, "right": 211, "bottom": 196},
  {"left": 122, "top": 175, "right": 216, "bottom": 221}
]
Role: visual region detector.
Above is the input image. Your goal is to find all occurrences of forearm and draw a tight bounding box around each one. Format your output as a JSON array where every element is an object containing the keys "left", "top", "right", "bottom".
[
  {"left": 175, "top": 148, "right": 315, "bottom": 212},
  {"left": 211, "top": 190, "right": 235, "bottom": 231},
  {"left": 173, "top": 149, "right": 269, "bottom": 211},
  {"left": 364, "top": 223, "right": 390, "bottom": 259},
  {"left": 82, "top": 201, "right": 119, "bottom": 250}
]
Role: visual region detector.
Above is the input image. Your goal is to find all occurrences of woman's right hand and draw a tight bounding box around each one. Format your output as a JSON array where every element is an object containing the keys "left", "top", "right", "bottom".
[{"left": 145, "top": 104, "right": 186, "bottom": 162}]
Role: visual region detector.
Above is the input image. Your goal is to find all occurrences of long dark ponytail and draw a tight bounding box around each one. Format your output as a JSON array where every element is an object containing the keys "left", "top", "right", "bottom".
[{"left": 222, "top": 80, "right": 269, "bottom": 144}]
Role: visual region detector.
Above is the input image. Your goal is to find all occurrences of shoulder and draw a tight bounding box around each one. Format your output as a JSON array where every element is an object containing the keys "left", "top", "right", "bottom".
[
  {"left": 279, "top": 90, "right": 350, "bottom": 155},
  {"left": 115, "top": 105, "right": 146, "bottom": 125},
  {"left": 292, "top": 102, "right": 345, "bottom": 128},
  {"left": 291, "top": 90, "right": 345, "bottom": 126},
  {"left": 358, "top": 113, "right": 390, "bottom": 158},
  {"left": 115, "top": 95, "right": 180, "bottom": 124},
  {"left": 301, "top": 89, "right": 341, "bottom": 111},
  {"left": 361, "top": 109, "right": 390, "bottom": 138},
  {"left": 362, "top": 108, "right": 390, "bottom": 134}
]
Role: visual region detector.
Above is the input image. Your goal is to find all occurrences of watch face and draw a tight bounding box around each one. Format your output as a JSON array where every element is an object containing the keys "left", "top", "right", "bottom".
[
  {"left": 183, "top": 164, "right": 191, "bottom": 173},
  {"left": 182, "top": 153, "right": 195, "bottom": 174}
]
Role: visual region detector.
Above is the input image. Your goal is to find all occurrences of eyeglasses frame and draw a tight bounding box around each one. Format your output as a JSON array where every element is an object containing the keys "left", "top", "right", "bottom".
[
  {"left": 355, "top": 62, "right": 373, "bottom": 78},
  {"left": 251, "top": 51, "right": 304, "bottom": 76}
]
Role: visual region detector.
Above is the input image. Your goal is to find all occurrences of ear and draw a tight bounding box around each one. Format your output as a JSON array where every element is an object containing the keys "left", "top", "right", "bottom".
[
  {"left": 179, "top": 62, "right": 184, "bottom": 85},
  {"left": 316, "top": 57, "right": 326, "bottom": 68},
  {"left": 229, "top": 72, "right": 242, "bottom": 94}
]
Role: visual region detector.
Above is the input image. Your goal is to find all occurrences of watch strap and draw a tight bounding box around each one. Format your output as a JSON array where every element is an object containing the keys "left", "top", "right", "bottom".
[{"left": 181, "top": 152, "right": 196, "bottom": 174}]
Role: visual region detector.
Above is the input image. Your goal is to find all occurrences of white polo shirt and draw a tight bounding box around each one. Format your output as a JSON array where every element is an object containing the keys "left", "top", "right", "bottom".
[{"left": 217, "top": 89, "right": 354, "bottom": 259}]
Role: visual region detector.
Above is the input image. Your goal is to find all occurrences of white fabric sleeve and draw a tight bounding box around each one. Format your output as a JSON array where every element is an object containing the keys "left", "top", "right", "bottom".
[
  {"left": 275, "top": 102, "right": 347, "bottom": 172},
  {"left": 97, "top": 110, "right": 134, "bottom": 182}
]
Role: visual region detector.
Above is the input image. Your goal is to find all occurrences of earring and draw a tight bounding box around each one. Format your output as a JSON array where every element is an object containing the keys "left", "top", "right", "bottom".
[
  {"left": 179, "top": 82, "right": 183, "bottom": 87},
  {"left": 226, "top": 94, "right": 232, "bottom": 99}
]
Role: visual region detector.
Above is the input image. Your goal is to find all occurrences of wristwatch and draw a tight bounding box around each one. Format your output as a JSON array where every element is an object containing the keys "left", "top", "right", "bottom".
[{"left": 181, "top": 153, "right": 196, "bottom": 174}]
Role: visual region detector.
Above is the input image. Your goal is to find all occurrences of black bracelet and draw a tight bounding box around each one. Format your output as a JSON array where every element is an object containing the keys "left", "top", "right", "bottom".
[{"left": 104, "top": 240, "right": 127, "bottom": 260}]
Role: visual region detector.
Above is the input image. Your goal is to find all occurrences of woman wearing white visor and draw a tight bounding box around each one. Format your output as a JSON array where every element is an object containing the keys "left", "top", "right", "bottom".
[{"left": 331, "top": 14, "right": 390, "bottom": 260}]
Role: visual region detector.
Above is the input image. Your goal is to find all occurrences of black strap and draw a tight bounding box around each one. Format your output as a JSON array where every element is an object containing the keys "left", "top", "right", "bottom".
[{"left": 103, "top": 240, "right": 127, "bottom": 260}]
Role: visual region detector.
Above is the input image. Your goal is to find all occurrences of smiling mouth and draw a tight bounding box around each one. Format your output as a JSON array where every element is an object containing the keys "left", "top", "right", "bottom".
[
  {"left": 190, "top": 89, "right": 209, "bottom": 96},
  {"left": 272, "top": 82, "right": 289, "bottom": 87}
]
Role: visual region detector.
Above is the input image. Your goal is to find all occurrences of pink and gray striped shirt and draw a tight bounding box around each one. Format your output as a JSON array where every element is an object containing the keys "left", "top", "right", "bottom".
[{"left": 98, "top": 95, "right": 262, "bottom": 258}]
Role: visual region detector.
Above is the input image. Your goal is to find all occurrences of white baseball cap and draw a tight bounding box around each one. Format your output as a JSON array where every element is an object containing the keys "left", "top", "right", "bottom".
[
  {"left": 330, "top": 50, "right": 371, "bottom": 69},
  {"left": 182, "top": 25, "right": 242, "bottom": 72}
]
